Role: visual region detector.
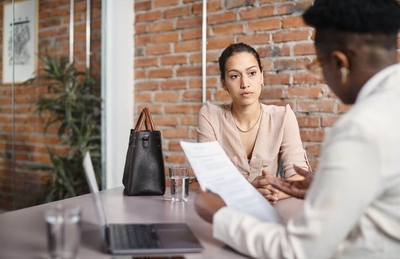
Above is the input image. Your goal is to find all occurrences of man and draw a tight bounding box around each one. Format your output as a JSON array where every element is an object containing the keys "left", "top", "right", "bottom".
[{"left": 194, "top": 0, "right": 400, "bottom": 258}]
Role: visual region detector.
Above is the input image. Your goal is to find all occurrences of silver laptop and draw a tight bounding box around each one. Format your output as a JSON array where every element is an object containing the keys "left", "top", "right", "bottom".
[{"left": 82, "top": 152, "right": 203, "bottom": 255}]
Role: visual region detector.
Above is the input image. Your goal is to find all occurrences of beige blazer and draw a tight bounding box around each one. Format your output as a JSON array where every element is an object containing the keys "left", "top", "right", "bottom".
[{"left": 197, "top": 102, "right": 310, "bottom": 182}]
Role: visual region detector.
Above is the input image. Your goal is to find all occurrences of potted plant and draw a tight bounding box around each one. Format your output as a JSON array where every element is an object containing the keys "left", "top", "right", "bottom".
[{"left": 26, "top": 53, "right": 102, "bottom": 203}]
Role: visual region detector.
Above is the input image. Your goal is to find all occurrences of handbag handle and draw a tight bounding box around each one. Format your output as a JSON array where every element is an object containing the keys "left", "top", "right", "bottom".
[{"left": 134, "top": 107, "right": 155, "bottom": 132}]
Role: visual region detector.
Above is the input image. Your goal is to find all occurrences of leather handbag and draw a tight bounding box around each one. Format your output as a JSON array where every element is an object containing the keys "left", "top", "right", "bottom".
[{"left": 122, "top": 107, "right": 166, "bottom": 196}]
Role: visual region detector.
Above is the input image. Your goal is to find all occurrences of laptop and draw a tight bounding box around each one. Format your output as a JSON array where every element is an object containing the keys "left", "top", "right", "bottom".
[{"left": 82, "top": 152, "right": 204, "bottom": 255}]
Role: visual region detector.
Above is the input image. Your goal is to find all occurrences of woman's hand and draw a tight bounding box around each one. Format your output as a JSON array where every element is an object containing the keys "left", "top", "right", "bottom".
[{"left": 252, "top": 170, "right": 280, "bottom": 205}]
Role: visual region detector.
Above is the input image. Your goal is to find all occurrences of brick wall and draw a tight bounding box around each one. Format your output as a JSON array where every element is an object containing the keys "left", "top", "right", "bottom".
[
  {"left": 134, "top": 0, "right": 355, "bottom": 172},
  {"left": 0, "top": 0, "right": 102, "bottom": 210}
]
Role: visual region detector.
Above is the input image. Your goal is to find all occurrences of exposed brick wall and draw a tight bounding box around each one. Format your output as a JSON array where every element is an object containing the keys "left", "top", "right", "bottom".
[
  {"left": 0, "top": 0, "right": 102, "bottom": 210},
  {"left": 134, "top": 0, "right": 355, "bottom": 172}
]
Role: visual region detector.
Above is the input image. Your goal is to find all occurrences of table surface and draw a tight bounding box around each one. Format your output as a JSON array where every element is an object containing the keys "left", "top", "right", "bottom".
[{"left": 0, "top": 186, "right": 303, "bottom": 259}]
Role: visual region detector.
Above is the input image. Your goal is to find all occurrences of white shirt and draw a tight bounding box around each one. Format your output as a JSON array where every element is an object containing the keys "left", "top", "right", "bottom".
[{"left": 212, "top": 64, "right": 400, "bottom": 259}]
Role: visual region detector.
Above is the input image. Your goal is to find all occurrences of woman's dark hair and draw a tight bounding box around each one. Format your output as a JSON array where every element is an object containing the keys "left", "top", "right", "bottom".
[
  {"left": 303, "top": 0, "right": 400, "bottom": 34},
  {"left": 218, "top": 43, "right": 263, "bottom": 81}
]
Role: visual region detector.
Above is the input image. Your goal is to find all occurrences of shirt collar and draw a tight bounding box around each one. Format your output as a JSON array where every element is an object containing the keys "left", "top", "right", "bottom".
[{"left": 356, "top": 63, "right": 400, "bottom": 103}]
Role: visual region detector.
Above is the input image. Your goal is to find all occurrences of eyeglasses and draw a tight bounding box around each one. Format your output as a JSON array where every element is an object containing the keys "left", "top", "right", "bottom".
[{"left": 306, "top": 55, "right": 330, "bottom": 81}]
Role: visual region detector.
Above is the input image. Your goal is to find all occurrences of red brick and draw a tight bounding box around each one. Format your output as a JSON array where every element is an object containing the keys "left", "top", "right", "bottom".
[
  {"left": 153, "top": 117, "right": 179, "bottom": 127},
  {"left": 146, "top": 45, "right": 171, "bottom": 55},
  {"left": 154, "top": 92, "right": 180, "bottom": 102},
  {"left": 264, "top": 73, "right": 291, "bottom": 85},
  {"left": 177, "top": 17, "right": 202, "bottom": 29},
  {"left": 183, "top": 91, "right": 202, "bottom": 102},
  {"left": 260, "top": 88, "right": 285, "bottom": 99},
  {"left": 274, "top": 30, "right": 309, "bottom": 43},
  {"left": 248, "top": 19, "right": 281, "bottom": 32},
  {"left": 293, "top": 43, "right": 316, "bottom": 55},
  {"left": 164, "top": 154, "right": 187, "bottom": 164},
  {"left": 287, "top": 87, "right": 324, "bottom": 98},
  {"left": 176, "top": 66, "right": 202, "bottom": 77},
  {"left": 193, "top": 2, "right": 222, "bottom": 14},
  {"left": 135, "top": 57, "right": 158, "bottom": 67},
  {"left": 182, "top": 28, "right": 203, "bottom": 40},
  {"left": 213, "top": 24, "right": 244, "bottom": 35},
  {"left": 207, "top": 37, "right": 235, "bottom": 50},
  {"left": 161, "top": 55, "right": 187, "bottom": 65},
  {"left": 215, "top": 90, "right": 231, "bottom": 101},
  {"left": 135, "top": 93, "right": 152, "bottom": 102},
  {"left": 300, "top": 129, "right": 325, "bottom": 142},
  {"left": 154, "top": 0, "right": 179, "bottom": 8},
  {"left": 148, "top": 21, "right": 174, "bottom": 33},
  {"left": 160, "top": 80, "right": 188, "bottom": 90},
  {"left": 282, "top": 16, "right": 306, "bottom": 28},
  {"left": 240, "top": 6, "right": 274, "bottom": 20},
  {"left": 154, "top": 32, "right": 179, "bottom": 44},
  {"left": 297, "top": 116, "right": 320, "bottom": 128},
  {"left": 175, "top": 40, "right": 201, "bottom": 53},
  {"left": 321, "top": 116, "right": 340, "bottom": 127},
  {"left": 165, "top": 105, "right": 195, "bottom": 114},
  {"left": 298, "top": 101, "right": 336, "bottom": 113},
  {"left": 208, "top": 12, "right": 237, "bottom": 25},
  {"left": 164, "top": 6, "right": 191, "bottom": 19},
  {"left": 148, "top": 69, "right": 173, "bottom": 78},
  {"left": 237, "top": 34, "right": 270, "bottom": 45},
  {"left": 274, "top": 58, "right": 310, "bottom": 71},
  {"left": 293, "top": 73, "right": 323, "bottom": 84},
  {"left": 136, "top": 11, "right": 162, "bottom": 22},
  {"left": 181, "top": 115, "right": 198, "bottom": 126},
  {"left": 305, "top": 145, "right": 321, "bottom": 157}
]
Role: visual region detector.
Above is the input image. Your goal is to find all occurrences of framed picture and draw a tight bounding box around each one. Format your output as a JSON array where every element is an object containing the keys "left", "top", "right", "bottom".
[{"left": 2, "top": 0, "right": 38, "bottom": 84}]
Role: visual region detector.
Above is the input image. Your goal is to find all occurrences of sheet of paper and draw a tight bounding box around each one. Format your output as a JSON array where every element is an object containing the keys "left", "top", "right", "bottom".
[{"left": 180, "top": 141, "right": 281, "bottom": 222}]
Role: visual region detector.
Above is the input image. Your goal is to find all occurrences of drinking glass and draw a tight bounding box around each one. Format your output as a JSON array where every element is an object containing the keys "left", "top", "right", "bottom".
[
  {"left": 45, "top": 204, "right": 81, "bottom": 259},
  {"left": 169, "top": 166, "right": 190, "bottom": 202}
]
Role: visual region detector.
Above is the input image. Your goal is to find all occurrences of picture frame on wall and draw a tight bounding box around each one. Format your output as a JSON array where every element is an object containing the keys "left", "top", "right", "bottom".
[{"left": 2, "top": 0, "right": 38, "bottom": 84}]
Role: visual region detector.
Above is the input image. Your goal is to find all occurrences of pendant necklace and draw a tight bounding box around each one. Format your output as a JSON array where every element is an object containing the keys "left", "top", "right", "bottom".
[{"left": 233, "top": 104, "right": 262, "bottom": 133}]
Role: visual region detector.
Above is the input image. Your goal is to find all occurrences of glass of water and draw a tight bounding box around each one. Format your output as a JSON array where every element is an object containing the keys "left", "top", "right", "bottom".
[
  {"left": 45, "top": 204, "right": 82, "bottom": 259},
  {"left": 169, "top": 166, "right": 190, "bottom": 202}
]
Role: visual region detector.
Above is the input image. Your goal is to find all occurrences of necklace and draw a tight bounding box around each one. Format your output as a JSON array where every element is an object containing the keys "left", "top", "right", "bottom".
[{"left": 233, "top": 104, "right": 262, "bottom": 133}]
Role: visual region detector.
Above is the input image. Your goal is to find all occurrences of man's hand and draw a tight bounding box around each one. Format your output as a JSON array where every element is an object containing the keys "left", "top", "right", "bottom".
[
  {"left": 269, "top": 165, "right": 314, "bottom": 199},
  {"left": 252, "top": 170, "right": 280, "bottom": 204},
  {"left": 194, "top": 190, "right": 226, "bottom": 223}
]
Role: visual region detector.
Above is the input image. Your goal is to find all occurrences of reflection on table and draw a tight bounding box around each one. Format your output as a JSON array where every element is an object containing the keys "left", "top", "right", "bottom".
[{"left": 0, "top": 186, "right": 303, "bottom": 259}]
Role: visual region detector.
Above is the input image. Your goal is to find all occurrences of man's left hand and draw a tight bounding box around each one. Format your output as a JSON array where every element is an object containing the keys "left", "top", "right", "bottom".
[{"left": 194, "top": 190, "right": 226, "bottom": 223}]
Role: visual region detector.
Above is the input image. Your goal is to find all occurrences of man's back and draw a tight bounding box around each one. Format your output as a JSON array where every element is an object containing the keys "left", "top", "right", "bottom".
[{"left": 312, "top": 64, "right": 400, "bottom": 258}]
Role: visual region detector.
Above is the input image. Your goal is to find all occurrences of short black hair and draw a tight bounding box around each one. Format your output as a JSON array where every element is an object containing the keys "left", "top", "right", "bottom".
[
  {"left": 218, "top": 43, "right": 263, "bottom": 81},
  {"left": 303, "top": 0, "right": 400, "bottom": 34}
]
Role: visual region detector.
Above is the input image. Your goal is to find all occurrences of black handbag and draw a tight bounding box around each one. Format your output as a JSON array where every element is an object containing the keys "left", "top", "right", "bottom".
[{"left": 122, "top": 107, "right": 166, "bottom": 196}]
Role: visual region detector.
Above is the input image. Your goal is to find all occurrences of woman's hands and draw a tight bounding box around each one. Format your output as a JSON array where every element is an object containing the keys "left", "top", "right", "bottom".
[{"left": 252, "top": 171, "right": 280, "bottom": 204}]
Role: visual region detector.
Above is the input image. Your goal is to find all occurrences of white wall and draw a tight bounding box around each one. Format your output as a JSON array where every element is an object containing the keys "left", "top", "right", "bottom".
[{"left": 101, "top": 0, "right": 134, "bottom": 189}]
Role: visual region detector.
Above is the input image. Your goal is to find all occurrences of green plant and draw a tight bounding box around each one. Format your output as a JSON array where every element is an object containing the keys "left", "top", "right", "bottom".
[{"left": 26, "top": 53, "right": 102, "bottom": 203}]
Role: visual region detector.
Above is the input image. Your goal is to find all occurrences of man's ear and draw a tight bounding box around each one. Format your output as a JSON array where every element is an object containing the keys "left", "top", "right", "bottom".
[{"left": 332, "top": 50, "right": 350, "bottom": 71}]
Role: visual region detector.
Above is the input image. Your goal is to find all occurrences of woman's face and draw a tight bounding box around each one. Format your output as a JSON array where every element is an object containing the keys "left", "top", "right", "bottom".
[{"left": 222, "top": 52, "right": 263, "bottom": 107}]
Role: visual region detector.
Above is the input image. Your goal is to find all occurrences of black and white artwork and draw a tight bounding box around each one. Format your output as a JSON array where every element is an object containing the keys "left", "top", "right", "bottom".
[{"left": 3, "top": 0, "right": 37, "bottom": 84}]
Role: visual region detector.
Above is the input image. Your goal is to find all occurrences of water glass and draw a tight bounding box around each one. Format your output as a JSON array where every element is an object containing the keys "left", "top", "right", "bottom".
[
  {"left": 45, "top": 204, "right": 82, "bottom": 259},
  {"left": 169, "top": 166, "right": 190, "bottom": 202}
]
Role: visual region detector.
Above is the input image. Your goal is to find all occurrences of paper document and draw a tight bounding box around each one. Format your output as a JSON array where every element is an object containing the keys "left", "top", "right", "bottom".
[{"left": 180, "top": 141, "right": 281, "bottom": 222}]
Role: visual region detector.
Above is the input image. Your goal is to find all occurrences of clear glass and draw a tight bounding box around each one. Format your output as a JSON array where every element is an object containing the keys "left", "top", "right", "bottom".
[
  {"left": 45, "top": 204, "right": 82, "bottom": 259},
  {"left": 169, "top": 166, "right": 190, "bottom": 202}
]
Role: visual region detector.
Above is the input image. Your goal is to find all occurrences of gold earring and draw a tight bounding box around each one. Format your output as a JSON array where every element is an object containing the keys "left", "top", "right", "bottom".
[{"left": 341, "top": 67, "right": 349, "bottom": 84}]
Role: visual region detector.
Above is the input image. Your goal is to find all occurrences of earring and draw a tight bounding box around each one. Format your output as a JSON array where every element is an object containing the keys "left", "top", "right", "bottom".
[
  {"left": 341, "top": 67, "right": 349, "bottom": 84},
  {"left": 261, "top": 83, "right": 264, "bottom": 87}
]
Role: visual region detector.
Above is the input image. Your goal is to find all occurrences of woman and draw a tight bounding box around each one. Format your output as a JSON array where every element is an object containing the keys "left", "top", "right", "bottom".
[{"left": 197, "top": 43, "right": 310, "bottom": 204}]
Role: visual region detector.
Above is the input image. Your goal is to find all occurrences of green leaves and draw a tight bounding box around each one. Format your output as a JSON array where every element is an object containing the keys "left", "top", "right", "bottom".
[{"left": 26, "top": 53, "right": 102, "bottom": 203}]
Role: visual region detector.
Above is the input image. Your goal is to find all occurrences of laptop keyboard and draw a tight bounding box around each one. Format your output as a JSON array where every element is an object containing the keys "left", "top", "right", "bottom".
[{"left": 112, "top": 224, "right": 162, "bottom": 249}]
